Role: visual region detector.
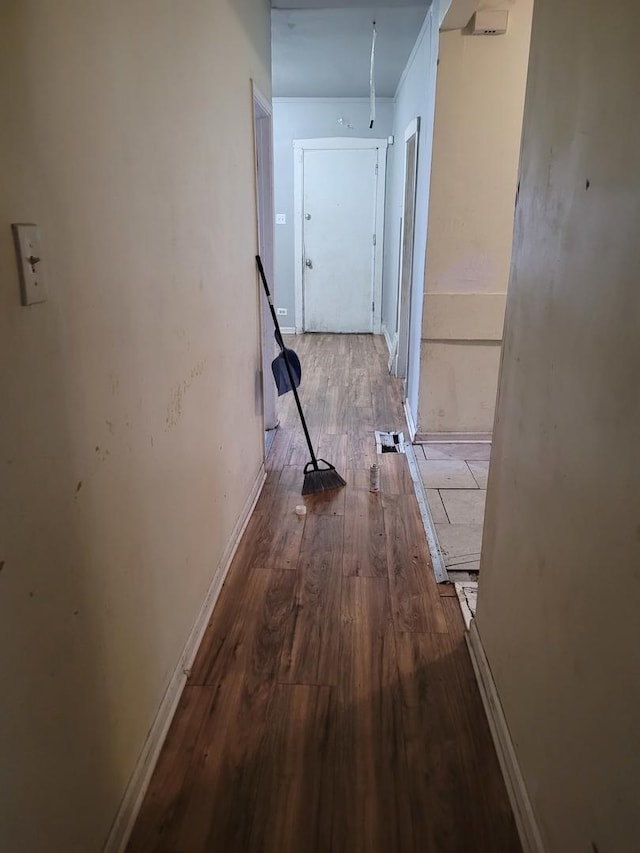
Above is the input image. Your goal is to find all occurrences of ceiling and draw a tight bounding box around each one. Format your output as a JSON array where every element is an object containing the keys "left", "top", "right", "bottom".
[{"left": 271, "top": 5, "right": 431, "bottom": 98}]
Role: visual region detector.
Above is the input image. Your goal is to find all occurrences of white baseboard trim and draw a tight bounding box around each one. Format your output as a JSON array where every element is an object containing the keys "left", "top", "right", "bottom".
[
  {"left": 466, "top": 621, "right": 546, "bottom": 853},
  {"left": 279, "top": 326, "right": 296, "bottom": 335},
  {"left": 104, "top": 463, "right": 267, "bottom": 853},
  {"left": 382, "top": 323, "right": 392, "bottom": 355},
  {"left": 403, "top": 401, "right": 417, "bottom": 442},
  {"left": 382, "top": 324, "right": 398, "bottom": 373}
]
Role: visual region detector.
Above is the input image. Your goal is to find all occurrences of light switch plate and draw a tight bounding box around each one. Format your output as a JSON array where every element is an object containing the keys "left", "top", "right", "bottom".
[
  {"left": 276, "top": 213, "right": 286, "bottom": 225},
  {"left": 12, "top": 223, "right": 47, "bottom": 305}
]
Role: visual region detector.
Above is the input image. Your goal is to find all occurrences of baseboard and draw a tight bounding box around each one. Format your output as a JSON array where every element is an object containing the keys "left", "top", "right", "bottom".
[
  {"left": 403, "top": 401, "right": 417, "bottom": 442},
  {"left": 279, "top": 326, "right": 296, "bottom": 335},
  {"left": 466, "top": 621, "right": 546, "bottom": 853},
  {"left": 414, "top": 431, "right": 492, "bottom": 443},
  {"left": 382, "top": 323, "right": 393, "bottom": 355},
  {"left": 103, "top": 463, "right": 267, "bottom": 853},
  {"left": 382, "top": 324, "right": 398, "bottom": 373}
]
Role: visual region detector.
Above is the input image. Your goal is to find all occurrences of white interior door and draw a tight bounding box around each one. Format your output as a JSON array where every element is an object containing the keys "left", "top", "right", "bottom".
[{"left": 303, "top": 148, "right": 378, "bottom": 333}]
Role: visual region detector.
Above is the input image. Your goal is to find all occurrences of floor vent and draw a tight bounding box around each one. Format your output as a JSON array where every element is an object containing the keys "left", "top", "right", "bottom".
[{"left": 375, "top": 430, "right": 405, "bottom": 453}]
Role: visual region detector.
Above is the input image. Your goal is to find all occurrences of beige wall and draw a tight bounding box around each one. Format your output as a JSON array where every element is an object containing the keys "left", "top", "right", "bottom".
[
  {"left": 476, "top": 0, "right": 640, "bottom": 849},
  {"left": 418, "top": 0, "right": 532, "bottom": 435},
  {"left": 0, "top": 2, "right": 270, "bottom": 850}
]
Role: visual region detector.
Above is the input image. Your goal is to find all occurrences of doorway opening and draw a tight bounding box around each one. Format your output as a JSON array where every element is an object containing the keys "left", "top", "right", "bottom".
[
  {"left": 252, "top": 83, "right": 278, "bottom": 454},
  {"left": 395, "top": 117, "right": 420, "bottom": 386},
  {"left": 394, "top": 117, "right": 420, "bottom": 397}
]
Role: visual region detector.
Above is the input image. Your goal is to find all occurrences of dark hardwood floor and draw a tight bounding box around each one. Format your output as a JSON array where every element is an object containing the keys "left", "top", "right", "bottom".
[{"left": 127, "top": 333, "right": 521, "bottom": 853}]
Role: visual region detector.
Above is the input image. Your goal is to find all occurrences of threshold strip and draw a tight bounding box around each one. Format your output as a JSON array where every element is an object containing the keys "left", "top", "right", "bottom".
[{"left": 403, "top": 441, "right": 449, "bottom": 584}]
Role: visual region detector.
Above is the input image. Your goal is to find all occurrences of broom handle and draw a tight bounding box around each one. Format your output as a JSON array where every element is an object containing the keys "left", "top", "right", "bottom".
[{"left": 256, "top": 255, "right": 320, "bottom": 470}]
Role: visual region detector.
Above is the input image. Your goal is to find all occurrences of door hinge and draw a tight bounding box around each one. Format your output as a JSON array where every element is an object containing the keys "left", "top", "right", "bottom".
[
  {"left": 372, "top": 300, "right": 375, "bottom": 312},
  {"left": 373, "top": 234, "right": 377, "bottom": 246},
  {"left": 375, "top": 163, "right": 379, "bottom": 176}
]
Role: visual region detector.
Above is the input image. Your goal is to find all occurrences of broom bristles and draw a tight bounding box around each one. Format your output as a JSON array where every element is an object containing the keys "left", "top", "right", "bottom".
[{"left": 302, "top": 459, "right": 347, "bottom": 495}]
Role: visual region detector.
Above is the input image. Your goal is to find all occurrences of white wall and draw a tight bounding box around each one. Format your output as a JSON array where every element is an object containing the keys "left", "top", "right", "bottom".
[
  {"left": 476, "top": 0, "right": 640, "bottom": 849},
  {"left": 0, "top": 1, "right": 270, "bottom": 850},
  {"left": 382, "top": 3, "right": 439, "bottom": 421},
  {"left": 272, "top": 98, "right": 394, "bottom": 322}
]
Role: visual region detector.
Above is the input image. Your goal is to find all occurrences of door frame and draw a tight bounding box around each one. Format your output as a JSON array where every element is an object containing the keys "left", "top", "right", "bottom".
[
  {"left": 252, "top": 82, "right": 278, "bottom": 447},
  {"left": 395, "top": 117, "right": 421, "bottom": 385},
  {"left": 293, "top": 137, "right": 388, "bottom": 334}
]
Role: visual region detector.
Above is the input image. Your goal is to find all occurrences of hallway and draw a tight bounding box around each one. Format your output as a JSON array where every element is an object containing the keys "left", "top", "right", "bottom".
[{"left": 128, "top": 334, "right": 519, "bottom": 852}]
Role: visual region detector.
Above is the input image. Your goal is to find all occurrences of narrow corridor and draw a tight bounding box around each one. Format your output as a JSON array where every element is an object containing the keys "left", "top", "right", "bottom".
[{"left": 128, "top": 334, "right": 519, "bottom": 852}]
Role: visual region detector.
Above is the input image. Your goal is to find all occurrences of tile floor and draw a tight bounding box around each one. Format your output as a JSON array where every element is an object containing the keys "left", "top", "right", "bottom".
[{"left": 415, "top": 443, "right": 491, "bottom": 614}]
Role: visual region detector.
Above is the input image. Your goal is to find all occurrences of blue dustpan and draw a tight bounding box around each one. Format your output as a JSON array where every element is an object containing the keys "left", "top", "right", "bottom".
[{"left": 271, "top": 332, "right": 302, "bottom": 396}]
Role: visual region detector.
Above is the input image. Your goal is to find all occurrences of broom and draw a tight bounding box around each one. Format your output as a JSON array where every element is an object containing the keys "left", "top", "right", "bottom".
[{"left": 256, "top": 255, "right": 347, "bottom": 496}]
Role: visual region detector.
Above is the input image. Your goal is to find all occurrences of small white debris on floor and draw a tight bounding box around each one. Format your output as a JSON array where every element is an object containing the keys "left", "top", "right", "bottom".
[{"left": 454, "top": 582, "right": 478, "bottom": 630}]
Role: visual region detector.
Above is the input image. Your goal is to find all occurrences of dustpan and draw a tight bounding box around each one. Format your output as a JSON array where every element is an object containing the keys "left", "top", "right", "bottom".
[{"left": 271, "top": 330, "right": 302, "bottom": 396}]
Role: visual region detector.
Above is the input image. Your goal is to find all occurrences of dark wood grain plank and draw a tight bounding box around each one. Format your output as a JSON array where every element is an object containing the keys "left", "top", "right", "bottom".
[
  {"left": 126, "top": 686, "right": 215, "bottom": 853},
  {"left": 383, "top": 492, "right": 448, "bottom": 634},
  {"left": 323, "top": 384, "right": 350, "bottom": 434},
  {"left": 380, "top": 451, "right": 415, "bottom": 495},
  {"left": 343, "top": 483, "right": 387, "bottom": 577},
  {"left": 190, "top": 568, "right": 295, "bottom": 687},
  {"left": 346, "top": 413, "right": 378, "bottom": 469},
  {"left": 438, "top": 581, "right": 459, "bottom": 597},
  {"left": 278, "top": 514, "right": 343, "bottom": 685},
  {"left": 303, "top": 485, "right": 347, "bottom": 517},
  {"left": 316, "top": 431, "right": 349, "bottom": 476},
  {"left": 285, "top": 425, "right": 318, "bottom": 467},
  {"left": 246, "top": 481, "right": 307, "bottom": 570},
  {"left": 161, "top": 569, "right": 296, "bottom": 851},
  {"left": 348, "top": 467, "right": 371, "bottom": 490},
  {"left": 396, "top": 629, "right": 469, "bottom": 853},
  {"left": 159, "top": 674, "right": 273, "bottom": 851},
  {"left": 396, "top": 622, "right": 522, "bottom": 853},
  {"left": 275, "top": 464, "right": 305, "bottom": 492},
  {"left": 372, "top": 374, "right": 405, "bottom": 429},
  {"left": 265, "top": 423, "right": 293, "bottom": 475},
  {"left": 345, "top": 366, "right": 372, "bottom": 408},
  {"left": 372, "top": 333, "right": 390, "bottom": 360},
  {"left": 332, "top": 576, "right": 415, "bottom": 852},
  {"left": 248, "top": 684, "right": 335, "bottom": 853}
]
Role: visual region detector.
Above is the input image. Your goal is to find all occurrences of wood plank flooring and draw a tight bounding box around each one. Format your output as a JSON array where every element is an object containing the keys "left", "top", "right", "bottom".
[{"left": 127, "top": 334, "right": 520, "bottom": 853}]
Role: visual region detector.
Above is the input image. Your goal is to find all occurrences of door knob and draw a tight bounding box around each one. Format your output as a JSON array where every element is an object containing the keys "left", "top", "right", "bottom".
[{"left": 305, "top": 258, "right": 313, "bottom": 269}]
